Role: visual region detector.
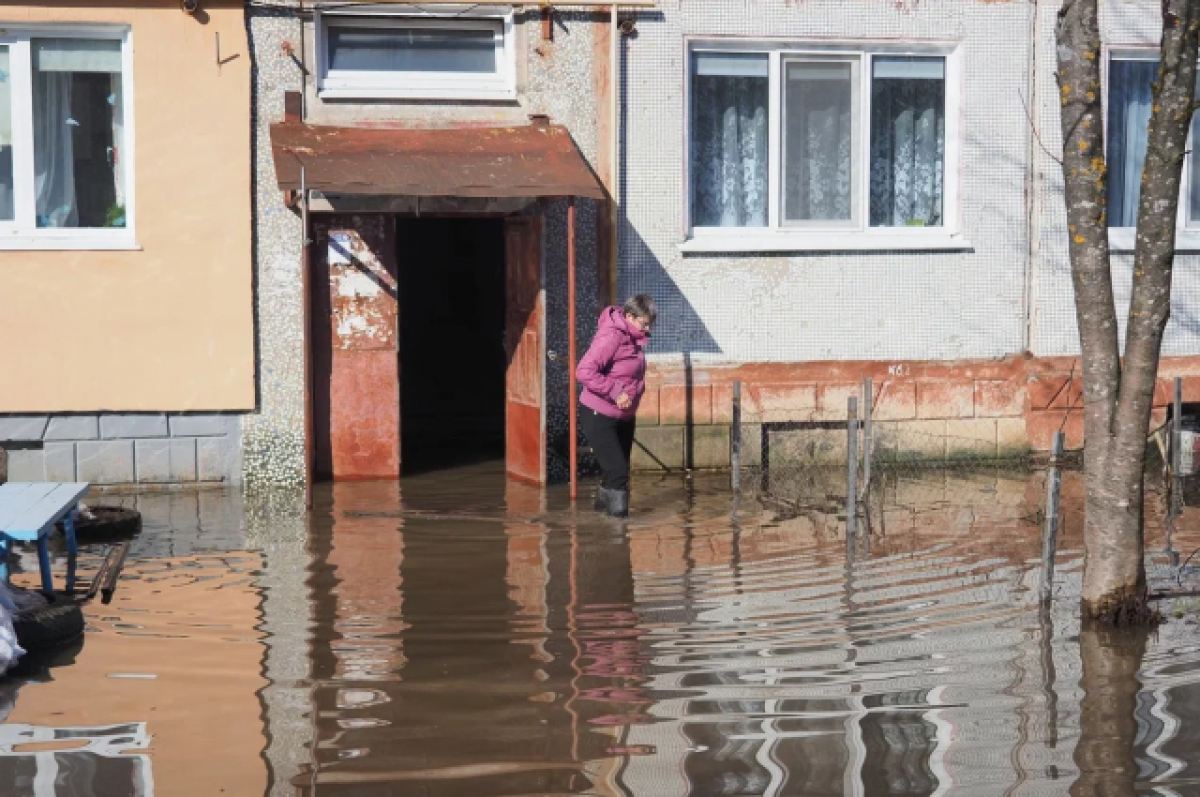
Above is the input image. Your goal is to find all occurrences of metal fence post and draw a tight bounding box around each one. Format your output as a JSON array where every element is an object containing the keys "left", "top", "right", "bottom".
[
  {"left": 731, "top": 380, "right": 742, "bottom": 494},
  {"left": 1040, "top": 431, "right": 1064, "bottom": 604},
  {"left": 847, "top": 396, "right": 859, "bottom": 550},
  {"left": 862, "top": 377, "right": 873, "bottom": 497}
]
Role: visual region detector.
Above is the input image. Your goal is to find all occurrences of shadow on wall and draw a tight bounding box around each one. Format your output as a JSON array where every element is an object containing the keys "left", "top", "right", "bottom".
[
  {"left": 617, "top": 198, "right": 721, "bottom": 357},
  {"left": 615, "top": 17, "right": 720, "bottom": 358}
]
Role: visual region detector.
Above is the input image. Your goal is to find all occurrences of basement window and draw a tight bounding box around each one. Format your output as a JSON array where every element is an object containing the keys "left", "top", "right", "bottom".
[
  {"left": 316, "top": 10, "right": 516, "bottom": 101},
  {"left": 0, "top": 29, "right": 135, "bottom": 250},
  {"left": 682, "top": 42, "right": 968, "bottom": 252}
]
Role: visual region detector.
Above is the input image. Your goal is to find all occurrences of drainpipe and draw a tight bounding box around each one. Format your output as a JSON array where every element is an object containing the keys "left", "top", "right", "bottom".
[
  {"left": 1023, "top": 0, "right": 1041, "bottom": 354},
  {"left": 569, "top": 197, "right": 578, "bottom": 500},
  {"left": 301, "top": 165, "right": 313, "bottom": 509},
  {"left": 610, "top": 4, "right": 620, "bottom": 304}
]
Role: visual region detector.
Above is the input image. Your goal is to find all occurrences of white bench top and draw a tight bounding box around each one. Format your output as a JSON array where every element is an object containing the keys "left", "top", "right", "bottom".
[{"left": 0, "top": 482, "right": 90, "bottom": 541}]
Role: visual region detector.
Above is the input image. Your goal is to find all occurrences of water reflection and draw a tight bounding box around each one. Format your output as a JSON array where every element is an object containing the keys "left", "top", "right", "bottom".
[{"left": 2, "top": 470, "right": 1200, "bottom": 796}]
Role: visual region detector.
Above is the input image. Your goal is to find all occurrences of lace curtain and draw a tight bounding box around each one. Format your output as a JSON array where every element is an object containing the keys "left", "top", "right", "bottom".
[
  {"left": 784, "top": 62, "right": 854, "bottom": 222},
  {"left": 689, "top": 54, "right": 768, "bottom": 227},
  {"left": 869, "top": 57, "right": 945, "bottom": 227}
]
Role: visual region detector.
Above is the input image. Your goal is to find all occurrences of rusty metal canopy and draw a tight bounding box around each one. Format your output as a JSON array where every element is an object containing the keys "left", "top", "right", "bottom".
[{"left": 271, "top": 121, "right": 606, "bottom": 200}]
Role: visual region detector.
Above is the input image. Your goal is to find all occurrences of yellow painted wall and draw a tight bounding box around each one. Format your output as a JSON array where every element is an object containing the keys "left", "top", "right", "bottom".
[{"left": 0, "top": 1, "right": 254, "bottom": 412}]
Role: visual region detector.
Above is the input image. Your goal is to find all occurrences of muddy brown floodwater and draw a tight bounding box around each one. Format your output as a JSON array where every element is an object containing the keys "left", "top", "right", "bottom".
[{"left": 2, "top": 464, "right": 1200, "bottom": 796}]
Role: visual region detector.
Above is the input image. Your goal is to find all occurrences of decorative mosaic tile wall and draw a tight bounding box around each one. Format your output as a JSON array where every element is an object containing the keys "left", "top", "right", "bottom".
[{"left": 243, "top": 5, "right": 309, "bottom": 491}]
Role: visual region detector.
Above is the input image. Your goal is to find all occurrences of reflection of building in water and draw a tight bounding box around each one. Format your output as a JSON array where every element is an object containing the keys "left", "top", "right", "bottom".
[
  {"left": 4, "top": 533, "right": 269, "bottom": 795},
  {"left": 0, "top": 722, "right": 154, "bottom": 795},
  {"left": 296, "top": 480, "right": 607, "bottom": 795},
  {"left": 620, "top": 473, "right": 1092, "bottom": 797}
]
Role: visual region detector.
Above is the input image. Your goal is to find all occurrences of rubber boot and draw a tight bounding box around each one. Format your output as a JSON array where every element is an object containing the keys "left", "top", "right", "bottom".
[
  {"left": 593, "top": 486, "right": 609, "bottom": 513},
  {"left": 605, "top": 489, "right": 630, "bottom": 519}
]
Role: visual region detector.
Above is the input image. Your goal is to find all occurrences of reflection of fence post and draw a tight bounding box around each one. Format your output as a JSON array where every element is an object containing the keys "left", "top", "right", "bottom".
[
  {"left": 1173, "top": 377, "right": 1183, "bottom": 478},
  {"left": 1040, "top": 431, "right": 1064, "bottom": 604},
  {"left": 847, "top": 397, "right": 859, "bottom": 548},
  {"left": 731, "top": 380, "right": 742, "bottom": 494},
  {"left": 862, "top": 377, "right": 873, "bottom": 497}
]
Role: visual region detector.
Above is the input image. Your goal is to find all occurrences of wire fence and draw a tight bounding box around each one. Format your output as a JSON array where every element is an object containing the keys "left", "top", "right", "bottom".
[{"left": 727, "top": 377, "right": 1200, "bottom": 600}]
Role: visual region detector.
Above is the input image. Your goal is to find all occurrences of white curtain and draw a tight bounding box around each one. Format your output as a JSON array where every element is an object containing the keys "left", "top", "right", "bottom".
[
  {"left": 33, "top": 70, "right": 77, "bottom": 228},
  {"left": 0, "top": 47, "right": 13, "bottom": 222},
  {"left": 784, "top": 63, "right": 854, "bottom": 222},
  {"left": 1108, "top": 59, "right": 1156, "bottom": 228},
  {"left": 870, "top": 58, "right": 946, "bottom": 227},
  {"left": 690, "top": 54, "right": 769, "bottom": 227}
]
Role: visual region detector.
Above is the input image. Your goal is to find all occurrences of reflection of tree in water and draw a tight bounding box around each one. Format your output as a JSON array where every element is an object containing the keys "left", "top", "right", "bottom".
[
  {"left": 1072, "top": 627, "right": 1147, "bottom": 797},
  {"left": 860, "top": 690, "right": 938, "bottom": 796}
]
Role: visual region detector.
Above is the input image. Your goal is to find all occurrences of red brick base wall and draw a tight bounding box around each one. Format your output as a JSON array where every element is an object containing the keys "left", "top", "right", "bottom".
[{"left": 630, "top": 353, "right": 1200, "bottom": 470}]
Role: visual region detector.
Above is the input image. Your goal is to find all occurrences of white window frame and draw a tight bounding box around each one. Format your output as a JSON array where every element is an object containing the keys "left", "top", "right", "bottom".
[
  {"left": 0, "top": 24, "right": 136, "bottom": 251},
  {"left": 315, "top": 6, "right": 516, "bottom": 101},
  {"left": 1104, "top": 46, "right": 1200, "bottom": 251},
  {"left": 680, "top": 38, "right": 967, "bottom": 253}
]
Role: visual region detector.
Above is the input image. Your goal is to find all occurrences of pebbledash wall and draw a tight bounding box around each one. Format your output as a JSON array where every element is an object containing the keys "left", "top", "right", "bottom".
[
  {"left": 241, "top": 3, "right": 607, "bottom": 490},
  {"left": 622, "top": 0, "right": 1200, "bottom": 471}
]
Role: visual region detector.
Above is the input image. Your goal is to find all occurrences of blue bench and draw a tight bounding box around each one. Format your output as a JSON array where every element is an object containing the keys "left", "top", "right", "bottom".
[{"left": 0, "top": 482, "right": 88, "bottom": 593}]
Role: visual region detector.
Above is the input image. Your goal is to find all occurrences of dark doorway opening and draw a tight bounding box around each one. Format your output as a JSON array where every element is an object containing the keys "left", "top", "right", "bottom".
[{"left": 398, "top": 217, "right": 507, "bottom": 474}]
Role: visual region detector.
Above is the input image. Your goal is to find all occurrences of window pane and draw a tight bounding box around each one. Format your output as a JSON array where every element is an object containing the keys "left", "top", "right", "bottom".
[
  {"left": 1190, "top": 110, "right": 1200, "bottom": 224},
  {"left": 328, "top": 26, "right": 496, "bottom": 74},
  {"left": 32, "top": 38, "right": 126, "bottom": 229},
  {"left": 870, "top": 57, "right": 945, "bottom": 227},
  {"left": 0, "top": 47, "right": 13, "bottom": 222},
  {"left": 1108, "top": 59, "right": 1157, "bottom": 228},
  {"left": 690, "top": 53, "right": 768, "bottom": 228},
  {"left": 784, "top": 60, "right": 855, "bottom": 223}
]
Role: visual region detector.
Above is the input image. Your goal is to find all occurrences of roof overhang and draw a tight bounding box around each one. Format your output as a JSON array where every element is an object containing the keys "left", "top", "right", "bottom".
[{"left": 270, "top": 121, "right": 606, "bottom": 201}]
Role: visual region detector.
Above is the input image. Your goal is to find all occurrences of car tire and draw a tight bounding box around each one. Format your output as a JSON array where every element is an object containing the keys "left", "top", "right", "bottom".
[{"left": 12, "top": 591, "right": 85, "bottom": 651}]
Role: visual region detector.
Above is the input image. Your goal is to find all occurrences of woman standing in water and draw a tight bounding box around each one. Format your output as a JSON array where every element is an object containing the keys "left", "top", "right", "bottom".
[{"left": 576, "top": 295, "right": 655, "bottom": 517}]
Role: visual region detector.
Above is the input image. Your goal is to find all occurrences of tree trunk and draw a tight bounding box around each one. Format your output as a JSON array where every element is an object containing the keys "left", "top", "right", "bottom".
[
  {"left": 1056, "top": 0, "right": 1200, "bottom": 624},
  {"left": 1070, "top": 627, "right": 1149, "bottom": 796}
]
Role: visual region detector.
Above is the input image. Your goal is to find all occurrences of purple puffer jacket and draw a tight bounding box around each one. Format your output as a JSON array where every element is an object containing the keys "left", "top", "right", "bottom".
[{"left": 576, "top": 306, "right": 648, "bottom": 421}]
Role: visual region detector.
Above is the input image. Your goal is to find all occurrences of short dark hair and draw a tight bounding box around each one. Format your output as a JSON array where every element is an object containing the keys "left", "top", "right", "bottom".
[{"left": 623, "top": 294, "right": 657, "bottom": 324}]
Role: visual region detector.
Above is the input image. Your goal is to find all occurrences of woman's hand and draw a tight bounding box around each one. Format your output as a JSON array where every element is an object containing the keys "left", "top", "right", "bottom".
[{"left": 616, "top": 392, "right": 632, "bottom": 410}]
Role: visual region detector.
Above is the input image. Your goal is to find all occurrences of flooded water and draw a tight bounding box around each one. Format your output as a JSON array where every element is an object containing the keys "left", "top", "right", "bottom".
[{"left": 3, "top": 465, "right": 1200, "bottom": 796}]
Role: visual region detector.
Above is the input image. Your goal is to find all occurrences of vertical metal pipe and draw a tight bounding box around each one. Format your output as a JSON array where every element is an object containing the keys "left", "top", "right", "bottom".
[
  {"left": 568, "top": 197, "right": 578, "bottom": 500},
  {"left": 847, "top": 397, "right": 858, "bottom": 551},
  {"left": 1040, "top": 430, "right": 1064, "bottom": 604},
  {"left": 301, "top": 165, "right": 313, "bottom": 510},
  {"left": 862, "top": 377, "right": 873, "bottom": 497},
  {"left": 609, "top": 3, "right": 620, "bottom": 305},
  {"left": 731, "top": 380, "right": 742, "bottom": 493}
]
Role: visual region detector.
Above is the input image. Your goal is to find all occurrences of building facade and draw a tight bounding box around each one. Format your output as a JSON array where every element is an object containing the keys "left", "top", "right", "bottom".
[
  {"left": 3, "top": 0, "right": 1200, "bottom": 488},
  {"left": 0, "top": 1, "right": 253, "bottom": 485},
  {"left": 627, "top": 0, "right": 1200, "bottom": 472}
]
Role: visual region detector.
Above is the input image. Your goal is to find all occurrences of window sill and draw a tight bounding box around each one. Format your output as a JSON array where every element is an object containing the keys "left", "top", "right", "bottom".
[
  {"left": 678, "top": 231, "right": 973, "bottom": 254},
  {"left": 1109, "top": 228, "right": 1200, "bottom": 252},
  {"left": 317, "top": 86, "right": 518, "bottom": 102},
  {"left": 0, "top": 233, "right": 141, "bottom": 252}
]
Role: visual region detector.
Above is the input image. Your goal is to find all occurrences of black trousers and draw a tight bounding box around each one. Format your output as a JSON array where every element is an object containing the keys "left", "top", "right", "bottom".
[{"left": 581, "top": 407, "right": 636, "bottom": 491}]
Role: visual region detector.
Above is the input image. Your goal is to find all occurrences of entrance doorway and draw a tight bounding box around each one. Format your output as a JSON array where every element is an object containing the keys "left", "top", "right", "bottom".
[
  {"left": 308, "top": 212, "right": 546, "bottom": 483},
  {"left": 398, "top": 218, "right": 506, "bottom": 473}
]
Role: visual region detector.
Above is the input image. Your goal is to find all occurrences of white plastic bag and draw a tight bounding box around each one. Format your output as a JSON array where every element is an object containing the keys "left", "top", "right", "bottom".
[{"left": 0, "top": 583, "right": 27, "bottom": 674}]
